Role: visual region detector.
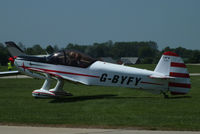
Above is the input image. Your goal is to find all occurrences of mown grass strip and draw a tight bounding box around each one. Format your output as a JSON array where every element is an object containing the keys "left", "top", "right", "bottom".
[{"left": 0, "top": 76, "right": 200, "bottom": 130}]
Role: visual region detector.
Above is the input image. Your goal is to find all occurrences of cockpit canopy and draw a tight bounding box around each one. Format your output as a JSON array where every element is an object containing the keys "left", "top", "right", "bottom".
[{"left": 47, "top": 50, "right": 96, "bottom": 68}]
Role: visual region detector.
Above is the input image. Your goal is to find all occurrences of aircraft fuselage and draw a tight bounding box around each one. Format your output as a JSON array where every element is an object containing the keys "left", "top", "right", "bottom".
[{"left": 14, "top": 57, "right": 169, "bottom": 95}]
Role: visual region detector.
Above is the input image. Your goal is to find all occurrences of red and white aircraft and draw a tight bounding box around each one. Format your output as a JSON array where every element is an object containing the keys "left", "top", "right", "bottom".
[{"left": 3, "top": 41, "right": 191, "bottom": 98}]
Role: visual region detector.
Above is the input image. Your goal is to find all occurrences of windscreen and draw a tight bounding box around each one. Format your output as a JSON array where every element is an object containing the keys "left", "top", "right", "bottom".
[{"left": 47, "top": 50, "right": 96, "bottom": 68}]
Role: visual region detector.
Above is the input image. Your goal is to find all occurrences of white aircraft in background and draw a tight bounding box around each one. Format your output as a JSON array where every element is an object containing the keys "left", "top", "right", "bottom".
[{"left": 1, "top": 41, "right": 191, "bottom": 98}]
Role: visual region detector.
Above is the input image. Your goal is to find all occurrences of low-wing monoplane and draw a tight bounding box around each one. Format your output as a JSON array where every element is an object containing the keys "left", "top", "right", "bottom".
[{"left": 3, "top": 41, "right": 191, "bottom": 98}]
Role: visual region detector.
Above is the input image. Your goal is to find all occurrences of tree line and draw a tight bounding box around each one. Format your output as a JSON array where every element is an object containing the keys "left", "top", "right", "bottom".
[{"left": 0, "top": 41, "right": 199, "bottom": 65}]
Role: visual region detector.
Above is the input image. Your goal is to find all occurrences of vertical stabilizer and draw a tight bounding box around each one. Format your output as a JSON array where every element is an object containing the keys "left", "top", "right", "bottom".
[{"left": 155, "top": 51, "right": 191, "bottom": 95}]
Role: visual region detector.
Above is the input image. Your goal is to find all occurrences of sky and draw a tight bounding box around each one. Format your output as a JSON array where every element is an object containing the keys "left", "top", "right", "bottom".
[{"left": 0, "top": 0, "right": 199, "bottom": 50}]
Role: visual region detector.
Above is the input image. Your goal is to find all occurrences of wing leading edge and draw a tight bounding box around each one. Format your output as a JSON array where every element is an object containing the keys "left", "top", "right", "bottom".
[{"left": 0, "top": 71, "right": 20, "bottom": 77}]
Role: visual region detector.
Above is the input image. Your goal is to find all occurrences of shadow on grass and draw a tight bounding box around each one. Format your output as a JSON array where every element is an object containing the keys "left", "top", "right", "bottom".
[
  {"left": 167, "top": 96, "right": 192, "bottom": 99},
  {"left": 49, "top": 94, "right": 117, "bottom": 103},
  {"left": 48, "top": 94, "right": 192, "bottom": 103},
  {"left": 49, "top": 94, "right": 158, "bottom": 103}
]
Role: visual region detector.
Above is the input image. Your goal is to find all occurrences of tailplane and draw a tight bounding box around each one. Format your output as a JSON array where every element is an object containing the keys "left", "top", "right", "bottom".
[
  {"left": 5, "top": 41, "right": 26, "bottom": 57},
  {"left": 154, "top": 51, "right": 191, "bottom": 95}
]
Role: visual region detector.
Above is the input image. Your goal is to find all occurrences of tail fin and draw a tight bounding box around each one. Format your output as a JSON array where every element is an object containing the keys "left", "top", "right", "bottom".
[
  {"left": 155, "top": 51, "right": 191, "bottom": 95},
  {"left": 5, "top": 41, "right": 26, "bottom": 57}
]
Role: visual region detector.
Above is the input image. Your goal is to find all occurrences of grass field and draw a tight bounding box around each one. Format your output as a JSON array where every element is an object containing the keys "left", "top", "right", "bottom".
[
  {"left": 0, "top": 64, "right": 199, "bottom": 130},
  {"left": 0, "top": 66, "right": 17, "bottom": 72},
  {"left": 0, "top": 76, "right": 200, "bottom": 131}
]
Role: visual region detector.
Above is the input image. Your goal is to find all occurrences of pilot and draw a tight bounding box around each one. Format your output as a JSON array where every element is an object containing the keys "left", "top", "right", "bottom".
[{"left": 68, "top": 51, "right": 81, "bottom": 66}]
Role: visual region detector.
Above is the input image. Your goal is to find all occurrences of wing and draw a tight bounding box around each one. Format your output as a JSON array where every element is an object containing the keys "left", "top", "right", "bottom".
[
  {"left": 46, "top": 71, "right": 88, "bottom": 84},
  {"left": 0, "top": 71, "right": 20, "bottom": 77}
]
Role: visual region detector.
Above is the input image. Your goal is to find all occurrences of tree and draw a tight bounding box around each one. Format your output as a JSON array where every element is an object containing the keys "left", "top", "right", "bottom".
[
  {"left": 46, "top": 45, "right": 54, "bottom": 54},
  {"left": 162, "top": 46, "right": 172, "bottom": 52},
  {"left": 25, "top": 44, "right": 46, "bottom": 55},
  {"left": 32, "top": 44, "right": 46, "bottom": 55},
  {"left": 66, "top": 43, "right": 87, "bottom": 53},
  {"left": 188, "top": 50, "right": 200, "bottom": 63},
  {"left": 138, "top": 46, "right": 156, "bottom": 58},
  {"left": 0, "top": 43, "right": 9, "bottom": 65}
]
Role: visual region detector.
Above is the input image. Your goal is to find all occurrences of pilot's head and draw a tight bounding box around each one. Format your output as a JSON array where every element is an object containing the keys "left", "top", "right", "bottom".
[
  {"left": 69, "top": 51, "right": 81, "bottom": 60},
  {"left": 69, "top": 52, "right": 76, "bottom": 58}
]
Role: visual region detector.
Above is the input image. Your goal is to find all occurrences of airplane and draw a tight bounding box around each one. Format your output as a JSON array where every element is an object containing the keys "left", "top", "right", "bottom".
[{"left": 2, "top": 41, "right": 191, "bottom": 98}]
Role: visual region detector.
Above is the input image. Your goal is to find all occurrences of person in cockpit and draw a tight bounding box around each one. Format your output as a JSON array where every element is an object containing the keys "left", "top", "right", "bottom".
[{"left": 68, "top": 51, "right": 81, "bottom": 66}]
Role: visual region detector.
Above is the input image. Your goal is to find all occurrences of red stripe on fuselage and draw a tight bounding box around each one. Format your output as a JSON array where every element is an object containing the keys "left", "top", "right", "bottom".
[
  {"left": 19, "top": 64, "right": 100, "bottom": 78},
  {"left": 141, "top": 81, "right": 164, "bottom": 86},
  {"left": 170, "top": 72, "right": 190, "bottom": 78},
  {"left": 169, "top": 82, "right": 191, "bottom": 88},
  {"left": 41, "top": 68, "right": 100, "bottom": 78},
  {"left": 171, "top": 62, "right": 186, "bottom": 68}
]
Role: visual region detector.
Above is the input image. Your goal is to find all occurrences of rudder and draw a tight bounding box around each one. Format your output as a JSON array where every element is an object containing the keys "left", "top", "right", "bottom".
[{"left": 155, "top": 51, "right": 191, "bottom": 95}]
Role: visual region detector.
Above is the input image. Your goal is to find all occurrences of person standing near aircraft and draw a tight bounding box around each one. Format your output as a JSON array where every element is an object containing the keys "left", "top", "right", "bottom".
[{"left": 7, "top": 61, "right": 12, "bottom": 71}]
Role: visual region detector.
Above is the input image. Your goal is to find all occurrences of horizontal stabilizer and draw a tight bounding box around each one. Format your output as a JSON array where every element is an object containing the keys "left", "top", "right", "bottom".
[{"left": 149, "top": 74, "right": 175, "bottom": 79}]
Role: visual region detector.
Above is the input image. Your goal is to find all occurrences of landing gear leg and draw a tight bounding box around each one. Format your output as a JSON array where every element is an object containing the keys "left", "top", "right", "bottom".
[
  {"left": 32, "top": 73, "right": 55, "bottom": 98},
  {"left": 49, "top": 77, "right": 73, "bottom": 97}
]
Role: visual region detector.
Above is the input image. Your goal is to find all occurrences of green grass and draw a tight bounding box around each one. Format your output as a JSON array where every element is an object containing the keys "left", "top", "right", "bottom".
[
  {"left": 0, "top": 66, "right": 17, "bottom": 72},
  {"left": 0, "top": 64, "right": 199, "bottom": 130},
  {"left": 0, "top": 66, "right": 8, "bottom": 71},
  {"left": 187, "top": 65, "right": 200, "bottom": 73},
  {"left": 0, "top": 76, "right": 200, "bottom": 130}
]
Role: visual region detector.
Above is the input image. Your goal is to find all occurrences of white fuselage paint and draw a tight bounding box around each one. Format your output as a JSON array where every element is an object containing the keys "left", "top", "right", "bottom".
[{"left": 14, "top": 59, "right": 169, "bottom": 94}]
